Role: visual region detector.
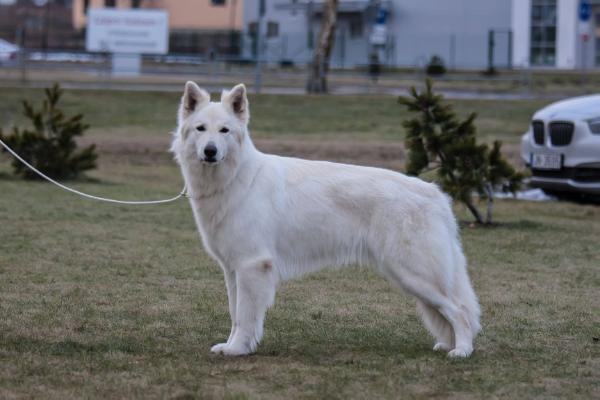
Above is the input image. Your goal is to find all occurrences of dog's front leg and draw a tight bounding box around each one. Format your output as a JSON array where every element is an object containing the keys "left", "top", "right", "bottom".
[
  {"left": 211, "top": 259, "right": 278, "bottom": 356},
  {"left": 210, "top": 268, "right": 238, "bottom": 354}
]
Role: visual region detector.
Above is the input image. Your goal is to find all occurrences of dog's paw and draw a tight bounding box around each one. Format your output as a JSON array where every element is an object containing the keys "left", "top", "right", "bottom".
[
  {"left": 210, "top": 343, "right": 230, "bottom": 354},
  {"left": 433, "top": 342, "right": 451, "bottom": 352},
  {"left": 210, "top": 342, "right": 253, "bottom": 356},
  {"left": 447, "top": 347, "right": 473, "bottom": 358}
]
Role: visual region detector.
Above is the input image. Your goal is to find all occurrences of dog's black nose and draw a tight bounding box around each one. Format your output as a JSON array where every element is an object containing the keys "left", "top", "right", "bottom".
[{"left": 204, "top": 142, "right": 217, "bottom": 160}]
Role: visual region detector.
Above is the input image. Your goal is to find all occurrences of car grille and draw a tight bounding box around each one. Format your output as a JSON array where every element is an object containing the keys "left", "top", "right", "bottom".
[
  {"left": 532, "top": 120, "right": 544, "bottom": 145},
  {"left": 532, "top": 167, "right": 600, "bottom": 183},
  {"left": 549, "top": 122, "right": 574, "bottom": 146}
]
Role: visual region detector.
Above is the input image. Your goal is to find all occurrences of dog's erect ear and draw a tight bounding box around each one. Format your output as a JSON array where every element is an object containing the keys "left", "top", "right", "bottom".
[
  {"left": 179, "top": 81, "right": 209, "bottom": 120},
  {"left": 221, "top": 84, "right": 249, "bottom": 124}
]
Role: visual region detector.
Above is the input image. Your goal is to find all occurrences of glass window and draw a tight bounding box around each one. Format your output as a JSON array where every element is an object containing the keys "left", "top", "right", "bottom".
[
  {"left": 349, "top": 15, "right": 363, "bottom": 38},
  {"left": 530, "top": 0, "right": 556, "bottom": 66},
  {"left": 248, "top": 22, "right": 258, "bottom": 36},
  {"left": 212, "top": 0, "right": 226, "bottom": 6},
  {"left": 267, "top": 22, "right": 279, "bottom": 38}
]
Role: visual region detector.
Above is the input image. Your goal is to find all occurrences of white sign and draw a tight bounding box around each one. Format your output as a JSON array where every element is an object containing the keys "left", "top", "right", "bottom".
[
  {"left": 370, "top": 25, "right": 387, "bottom": 46},
  {"left": 86, "top": 8, "right": 169, "bottom": 54}
]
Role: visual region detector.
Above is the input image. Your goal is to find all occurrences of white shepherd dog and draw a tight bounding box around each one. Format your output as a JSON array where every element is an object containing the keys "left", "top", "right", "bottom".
[{"left": 171, "top": 82, "right": 481, "bottom": 358}]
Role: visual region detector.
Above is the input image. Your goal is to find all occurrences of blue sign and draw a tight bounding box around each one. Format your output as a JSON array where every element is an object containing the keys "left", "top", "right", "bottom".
[
  {"left": 375, "top": 8, "right": 388, "bottom": 25},
  {"left": 579, "top": 0, "right": 591, "bottom": 22}
]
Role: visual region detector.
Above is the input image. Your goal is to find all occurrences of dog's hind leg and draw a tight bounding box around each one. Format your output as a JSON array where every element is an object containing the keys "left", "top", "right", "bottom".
[
  {"left": 416, "top": 300, "right": 455, "bottom": 352},
  {"left": 382, "top": 266, "right": 474, "bottom": 358},
  {"left": 211, "top": 258, "right": 278, "bottom": 356},
  {"left": 408, "top": 279, "right": 473, "bottom": 358}
]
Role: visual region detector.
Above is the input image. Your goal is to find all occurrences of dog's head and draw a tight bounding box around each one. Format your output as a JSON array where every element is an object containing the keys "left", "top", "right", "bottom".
[{"left": 172, "top": 82, "right": 249, "bottom": 167}]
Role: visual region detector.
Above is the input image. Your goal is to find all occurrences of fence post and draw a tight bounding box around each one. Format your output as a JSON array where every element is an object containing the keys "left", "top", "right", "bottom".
[
  {"left": 508, "top": 30, "right": 513, "bottom": 69},
  {"left": 449, "top": 34, "right": 456, "bottom": 70},
  {"left": 487, "top": 29, "right": 495, "bottom": 72},
  {"left": 16, "top": 26, "right": 27, "bottom": 84},
  {"left": 339, "top": 26, "right": 345, "bottom": 69}
]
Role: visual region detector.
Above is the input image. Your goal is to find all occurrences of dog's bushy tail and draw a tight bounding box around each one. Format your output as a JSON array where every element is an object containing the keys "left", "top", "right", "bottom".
[{"left": 451, "top": 239, "right": 481, "bottom": 336}]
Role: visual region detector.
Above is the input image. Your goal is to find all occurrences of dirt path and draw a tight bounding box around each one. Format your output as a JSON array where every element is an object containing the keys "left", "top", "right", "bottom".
[{"left": 81, "top": 136, "right": 525, "bottom": 172}]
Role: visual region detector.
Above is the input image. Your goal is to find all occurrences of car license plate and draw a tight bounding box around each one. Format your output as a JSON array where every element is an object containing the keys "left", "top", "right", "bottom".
[{"left": 531, "top": 153, "right": 561, "bottom": 170}]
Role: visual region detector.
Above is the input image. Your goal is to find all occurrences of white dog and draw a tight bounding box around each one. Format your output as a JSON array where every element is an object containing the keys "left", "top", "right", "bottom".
[{"left": 171, "top": 82, "right": 481, "bottom": 358}]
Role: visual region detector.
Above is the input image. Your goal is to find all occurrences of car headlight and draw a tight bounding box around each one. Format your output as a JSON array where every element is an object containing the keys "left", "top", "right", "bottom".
[{"left": 588, "top": 118, "right": 600, "bottom": 134}]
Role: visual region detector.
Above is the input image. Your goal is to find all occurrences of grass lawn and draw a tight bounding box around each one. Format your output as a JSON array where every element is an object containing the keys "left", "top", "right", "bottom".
[
  {"left": 0, "top": 86, "right": 550, "bottom": 144},
  {"left": 0, "top": 87, "right": 598, "bottom": 399}
]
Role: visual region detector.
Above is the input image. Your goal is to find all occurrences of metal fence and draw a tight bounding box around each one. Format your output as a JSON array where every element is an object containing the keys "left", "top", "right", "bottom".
[{"left": 1, "top": 43, "right": 597, "bottom": 99}]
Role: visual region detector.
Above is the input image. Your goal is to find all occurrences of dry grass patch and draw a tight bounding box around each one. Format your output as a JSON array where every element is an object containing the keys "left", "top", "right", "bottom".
[
  {"left": 0, "top": 88, "right": 597, "bottom": 398},
  {"left": 0, "top": 159, "right": 598, "bottom": 399}
]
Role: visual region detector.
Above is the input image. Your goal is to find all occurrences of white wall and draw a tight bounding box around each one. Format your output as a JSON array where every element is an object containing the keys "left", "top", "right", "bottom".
[
  {"left": 391, "top": 0, "right": 512, "bottom": 69},
  {"left": 511, "top": 0, "right": 531, "bottom": 68},
  {"left": 557, "top": 0, "right": 578, "bottom": 68}
]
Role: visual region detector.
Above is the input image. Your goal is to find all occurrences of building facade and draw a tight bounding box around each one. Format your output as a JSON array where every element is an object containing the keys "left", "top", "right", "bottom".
[
  {"left": 512, "top": 0, "right": 600, "bottom": 69},
  {"left": 242, "top": 0, "right": 512, "bottom": 69},
  {"left": 0, "top": 0, "right": 245, "bottom": 54},
  {"left": 72, "top": 0, "right": 244, "bottom": 54},
  {"left": 242, "top": 0, "right": 600, "bottom": 70},
  {"left": 0, "top": 0, "right": 80, "bottom": 50}
]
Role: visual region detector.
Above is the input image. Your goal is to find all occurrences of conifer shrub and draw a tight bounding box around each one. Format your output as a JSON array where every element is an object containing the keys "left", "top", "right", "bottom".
[
  {"left": 0, "top": 84, "right": 97, "bottom": 180},
  {"left": 425, "top": 55, "right": 447, "bottom": 76},
  {"left": 399, "top": 79, "right": 523, "bottom": 224}
]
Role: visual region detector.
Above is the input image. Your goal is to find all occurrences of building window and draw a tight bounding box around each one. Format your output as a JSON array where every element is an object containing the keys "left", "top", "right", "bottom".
[
  {"left": 349, "top": 15, "right": 363, "bottom": 38},
  {"left": 212, "top": 0, "right": 226, "bottom": 6},
  {"left": 84, "top": 0, "right": 90, "bottom": 14},
  {"left": 530, "top": 0, "right": 556, "bottom": 66},
  {"left": 267, "top": 21, "right": 279, "bottom": 38},
  {"left": 105, "top": 0, "right": 116, "bottom": 7},
  {"left": 248, "top": 22, "right": 258, "bottom": 36},
  {"left": 131, "top": 0, "right": 142, "bottom": 8}
]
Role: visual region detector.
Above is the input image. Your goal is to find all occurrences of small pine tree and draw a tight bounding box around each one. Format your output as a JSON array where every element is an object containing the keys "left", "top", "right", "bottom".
[
  {"left": 0, "top": 83, "right": 97, "bottom": 180},
  {"left": 426, "top": 55, "right": 447, "bottom": 76},
  {"left": 399, "top": 79, "right": 523, "bottom": 224}
]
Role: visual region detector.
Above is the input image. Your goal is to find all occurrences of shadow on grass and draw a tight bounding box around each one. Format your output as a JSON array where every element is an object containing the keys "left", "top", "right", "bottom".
[
  {"left": 459, "top": 219, "right": 544, "bottom": 231},
  {"left": 494, "top": 219, "right": 544, "bottom": 230},
  {"left": 255, "top": 318, "right": 436, "bottom": 362},
  {"left": 2, "top": 335, "right": 147, "bottom": 357},
  {"left": 0, "top": 170, "right": 122, "bottom": 186}
]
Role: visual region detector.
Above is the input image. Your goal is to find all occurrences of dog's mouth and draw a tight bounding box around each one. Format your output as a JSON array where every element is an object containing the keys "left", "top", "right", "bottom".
[{"left": 200, "top": 157, "right": 223, "bottom": 165}]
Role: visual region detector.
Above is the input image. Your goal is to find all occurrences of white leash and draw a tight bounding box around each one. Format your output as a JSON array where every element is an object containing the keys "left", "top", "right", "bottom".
[{"left": 0, "top": 138, "right": 187, "bottom": 205}]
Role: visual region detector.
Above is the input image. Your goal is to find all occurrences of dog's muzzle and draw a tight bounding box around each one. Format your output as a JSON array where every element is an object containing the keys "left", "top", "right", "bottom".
[{"left": 203, "top": 142, "right": 218, "bottom": 163}]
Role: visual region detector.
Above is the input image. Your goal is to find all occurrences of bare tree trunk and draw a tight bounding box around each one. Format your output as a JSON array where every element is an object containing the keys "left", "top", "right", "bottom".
[
  {"left": 465, "top": 197, "right": 484, "bottom": 225},
  {"left": 485, "top": 183, "right": 494, "bottom": 224},
  {"left": 306, "top": 0, "right": 338, "bottom": 94}
]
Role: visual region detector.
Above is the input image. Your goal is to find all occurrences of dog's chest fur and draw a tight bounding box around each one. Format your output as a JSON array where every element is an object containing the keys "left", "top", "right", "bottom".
[{"left": 187, "top": 159, "right": 269, "bottom": 267}]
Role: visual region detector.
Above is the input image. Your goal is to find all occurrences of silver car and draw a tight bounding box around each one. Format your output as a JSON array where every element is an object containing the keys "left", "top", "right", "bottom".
[
  {"left": 0, "top": 39, "right": 18, "bottom": 64},
  {"left": 521, "top": 95, "right": 600, "bottom": 196}
]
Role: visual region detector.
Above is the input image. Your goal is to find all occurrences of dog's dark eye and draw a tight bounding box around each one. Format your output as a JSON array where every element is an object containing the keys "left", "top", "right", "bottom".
[
  {"left": 196, "top": 125, "right": 206, "bottom": 132},
  {"left": 219, "top": 127, "right": 229, "bottom": 133}
]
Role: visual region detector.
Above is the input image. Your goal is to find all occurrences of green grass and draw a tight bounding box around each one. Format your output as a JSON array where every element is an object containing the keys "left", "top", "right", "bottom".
[
  {"left": 0, "top": 88, "right": 599, "bottom": 399},
  {"left": 0, "top": 87, "right": 550, "bottom": 144}
]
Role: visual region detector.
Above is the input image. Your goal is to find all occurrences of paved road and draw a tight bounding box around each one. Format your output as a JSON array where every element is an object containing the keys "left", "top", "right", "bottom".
[{"left": 0, "top": 79, "right": 567, "bottom": 101}]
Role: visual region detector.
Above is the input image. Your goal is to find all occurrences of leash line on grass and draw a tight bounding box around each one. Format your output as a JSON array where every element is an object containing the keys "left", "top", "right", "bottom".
[{"left": 0, "top": 138, "right": 187, "bottom": 205}]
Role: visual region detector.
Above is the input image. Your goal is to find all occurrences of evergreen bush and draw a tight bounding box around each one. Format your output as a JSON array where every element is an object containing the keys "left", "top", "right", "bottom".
[
  {"left": 425, "top": 55, "right": 447, "bottom": 76},
  {"left": 399, "top": 79, "right": 523, "bottom": 224},
  {"left": 0, "top": 84, "right": 97, "bottom": 180}
]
